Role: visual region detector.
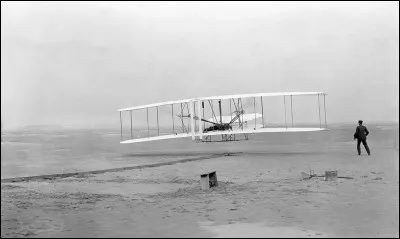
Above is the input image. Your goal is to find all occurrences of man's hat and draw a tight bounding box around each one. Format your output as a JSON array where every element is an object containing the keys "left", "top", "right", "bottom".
[{"left": 358, "top": 120, "right": 363, "bottom": 124}]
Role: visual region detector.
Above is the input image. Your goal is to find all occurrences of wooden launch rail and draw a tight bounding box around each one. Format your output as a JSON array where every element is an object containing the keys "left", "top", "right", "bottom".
[{"left": 1, "top": 153, "right": 237, "bottom": 183}]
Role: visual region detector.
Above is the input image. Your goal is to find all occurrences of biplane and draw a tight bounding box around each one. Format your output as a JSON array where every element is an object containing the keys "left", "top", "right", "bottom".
[{"left": 118, "top": 92, "right": 328, "bottom": 143}]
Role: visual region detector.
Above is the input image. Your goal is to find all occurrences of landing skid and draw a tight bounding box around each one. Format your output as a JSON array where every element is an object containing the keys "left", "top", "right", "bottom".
[{"left": 198, "top": 133, "right": 249, "bottom": 143}]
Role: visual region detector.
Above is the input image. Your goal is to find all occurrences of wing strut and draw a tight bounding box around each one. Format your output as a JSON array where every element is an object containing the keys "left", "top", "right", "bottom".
[
  {"left": 156, "top": 106, "right": 160, "bottom": 136},
  {"left": 146, "top": 108, "right": 150, "bottom": 137},
  {"left": 189, "top": 101, "right": 195, "bottom": 140},
  {"left": 218, "top": 100, "right": 222, "bottom": 124},
  {"left": 240, "top": 98, "right": 247, "bottom": 139},
  {"left": 318, "top": 94, "right": 321, "bottom": 128},
  {"left": 261, "top": 96, "right": 265, "bottom": 128},
  {"left": 254, "top": 97, "right": 256, "bottom": 129},
  {"left": 120, "top": 111, "right": 123, "bottom": 141},
  {"left": 171, "top": 104, "right": 175, "bottom": 133},
  {"left": 180, "top": 103, "right": 187, "bottom": 133},
  {"left": 229, "top": 99, "right": 233, "bottom": 123},
  {"left": 202, "top": 101, "right": 205, "bottom": 130},
  {"left": 197, "top": 100, "right": 203, "bottom": 140},
  {"left": 130, "top": 110, "right": 133, "bottom": 139},
  {"left": 284, "top": 96, "right": 287, "bottom": 129},
  {"left": 240, "top": 98, "right": 244, "bottom": 130},
  {"left": 194, "top": 103, "right": 197, "bottom": 131},
  {"left": 323, "top": 94, "right": 327, "bottom": 128},
  {"left": 290, "top": 95, "right": 294, "bottom": 127},
  {"left": 185, "top": 102, "right": 191, "bottom": 132}
]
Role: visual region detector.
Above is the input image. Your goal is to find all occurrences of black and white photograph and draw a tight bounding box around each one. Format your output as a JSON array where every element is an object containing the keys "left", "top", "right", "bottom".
[{"left": 1, "top": 1, "right": 399, "bottom": 238}]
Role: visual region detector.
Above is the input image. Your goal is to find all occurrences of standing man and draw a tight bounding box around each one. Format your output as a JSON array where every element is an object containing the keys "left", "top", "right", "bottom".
[{"left": 354, "top": 120, "right": 371, "bottom": 155}]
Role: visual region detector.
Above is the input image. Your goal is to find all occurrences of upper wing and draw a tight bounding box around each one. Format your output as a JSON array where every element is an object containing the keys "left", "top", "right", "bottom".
[
  {"left": 196, "top": 92, "right": 327, "bottom": 101},
  {"left": 119, "top": 92, "right": 327, "bottom": 112},
  {"left": 118, "top": 98, "right": 192, "bottom": 112}
]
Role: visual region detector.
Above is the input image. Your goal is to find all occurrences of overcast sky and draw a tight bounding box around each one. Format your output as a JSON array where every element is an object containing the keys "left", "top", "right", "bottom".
[{"left": 1, "top": 1, "right": 399, "bottom": 129}]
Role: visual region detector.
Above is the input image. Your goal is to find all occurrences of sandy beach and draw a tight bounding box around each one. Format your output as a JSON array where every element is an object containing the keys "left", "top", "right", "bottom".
[
  {"left": 1, "top": 123, "right": 399, "bottom": 237},
  {"left": 2, "top": 1, "right": 399, "bottom": 237}
]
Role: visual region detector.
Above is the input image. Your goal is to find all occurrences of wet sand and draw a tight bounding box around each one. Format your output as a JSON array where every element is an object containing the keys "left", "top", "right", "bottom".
[{"left": 1, "top": 124, "right": 399, "bottom": 237}]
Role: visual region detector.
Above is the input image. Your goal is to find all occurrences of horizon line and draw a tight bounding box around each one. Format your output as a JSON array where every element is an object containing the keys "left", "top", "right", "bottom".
[{"left": 2, "top": 120, "right": 399, "bottom": 132}]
